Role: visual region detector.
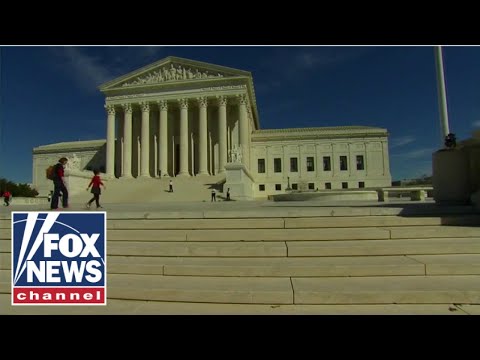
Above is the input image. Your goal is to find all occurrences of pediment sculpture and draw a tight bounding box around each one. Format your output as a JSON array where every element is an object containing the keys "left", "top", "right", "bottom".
[{"left": 122, "top": 64, "right": 225, "bottom": 86}]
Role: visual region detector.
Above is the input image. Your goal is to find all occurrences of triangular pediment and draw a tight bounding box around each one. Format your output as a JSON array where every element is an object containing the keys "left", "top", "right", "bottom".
[{"left": 99, "top": 56, "right": 251, "bottom": 91}]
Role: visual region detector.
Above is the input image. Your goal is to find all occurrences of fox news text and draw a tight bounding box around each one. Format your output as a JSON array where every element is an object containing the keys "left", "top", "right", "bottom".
[{"left": 11, "top": 212, "right": 106, "bottom": 305}]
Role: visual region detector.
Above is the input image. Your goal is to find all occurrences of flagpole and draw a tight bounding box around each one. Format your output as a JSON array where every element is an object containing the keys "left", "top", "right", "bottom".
[{"left": 434, "top": 46, "right": 451, "bottom": 145}]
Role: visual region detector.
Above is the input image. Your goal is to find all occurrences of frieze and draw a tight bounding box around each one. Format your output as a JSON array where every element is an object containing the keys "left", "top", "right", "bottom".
[
  {"left": 105, "top": 85, "right": 248, "bottom": 102},
  {"left": 200, "top": 85, "right": 247, "bottom": 91}
]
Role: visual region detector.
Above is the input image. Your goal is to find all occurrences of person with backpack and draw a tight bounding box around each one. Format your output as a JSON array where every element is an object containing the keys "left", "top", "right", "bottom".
[
  {"left": 50, "top": 157, "right": 69, "bottom": 210},
  {"left": 85, "top": 169, "right": 106, "bottom": 209}
]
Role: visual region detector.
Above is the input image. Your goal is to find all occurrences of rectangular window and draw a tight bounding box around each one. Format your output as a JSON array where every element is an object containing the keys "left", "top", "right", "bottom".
[
  {"left": 340, "top": 156, "right": 348, "bottom": 171},
  {"left": 306, "top": 157, "right": 315, "bottom": 172},
  {"left": 259, "top": 184, "right": 265, "bottom": 191},
  {"left": 290, "top": 157, "right": 298, "bottom": 172},
  {"left": 356, "top": 155, "right": 364, "bottom": 170},
  {"left": 342, "top": 182, "right": 348, "bottom": 189},
  {"left": 323, "top": 156, "right": 331, "bottom": 171},
  {"left": 258, "top": 159, "right": 265, "bottom": 174},
  {"left": 292, "top": 183, "right": 298, "bottom": 190},
  {"left": 308, "top": 182, "right": 315, "bottom": 190},
  {"left": 325, "top": 182, "right": 332, "bottom": 189},
  {"left": 359, "top": 181, "right": 365, "bottom": 188},
  {"left": 274, "top": 158, "right": 282, "bottom": 173},
  {"left": 275, "top": 184, "right": 282, "bottom": 191}
]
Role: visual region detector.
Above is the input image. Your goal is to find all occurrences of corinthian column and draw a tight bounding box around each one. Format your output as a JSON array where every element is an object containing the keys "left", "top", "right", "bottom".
[
  {"left": 178, "top": 98, "right": 190, "bottom": 177},
  {"left": 105, "top": 104, "right": 116, "bottom": 178},
  {"left": 217, "top": 95, "right": 227, "bottom": 173},
  {"left": 197, "top": 96, "right": 208, "bottom": 175},
  {"left": 140, "top": 102, "right": 150, "bottom": 177},
  {"left": 238, "top": 94, "right": 249, "bottom": 164},
  {"left": 158, "top": 100, "right": 169, "bottom": 177},
  {"left": 122, "top": 103, "right": 133, "bottom": 178}
]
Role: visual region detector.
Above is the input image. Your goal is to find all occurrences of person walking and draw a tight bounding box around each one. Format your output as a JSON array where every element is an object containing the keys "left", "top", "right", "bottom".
[
  {"left": 86, "top": 169, "right": 106, "bottom": 209},
  {"left": 50, "top": 157, "right": 69, "bottom": 210},
  {"left": 211, "top": 188, "right": 216, "bottom": 202},
  {"left": 3, "top": 190, "right": 11, "bottom": 206},
  {"left": 226, "top": 188, "right": 231, "bottom": 201},
  {"left": 169, "top": 179, "right": 174, "bottom": 193}
]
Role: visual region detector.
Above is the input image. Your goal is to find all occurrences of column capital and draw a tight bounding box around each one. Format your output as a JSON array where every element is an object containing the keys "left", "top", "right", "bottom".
[
  {"left": 197, "top": 96, "right": 208, "bottom": 108},
  {"left": 217, "top": 95, "right": 227, "bottom": 107},
  {"left": 237, "top": 94, "right": 248, "bottom": 105},
  {"left": 157, "top": 100, "right": 168, "bottom": 111},
  {"left": 178, "top": 98, "right": 189, "bottom": 109},
  {"left": 122, "top": 103, "right": 133, "bottom": 114},
  {"left": 140, "top": 102, "right": 150, "bottom": 112},
  {"left": 105, "top": 104, "right": 116, "bottom": 115}
]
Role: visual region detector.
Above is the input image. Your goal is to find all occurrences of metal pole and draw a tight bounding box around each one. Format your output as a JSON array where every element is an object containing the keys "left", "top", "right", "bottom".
[{"left": 434, "top": 46, "right": 451, "bottom": 145}]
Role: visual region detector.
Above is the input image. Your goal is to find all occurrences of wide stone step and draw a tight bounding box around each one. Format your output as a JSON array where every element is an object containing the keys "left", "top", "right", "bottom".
[
  {"left": 108, "top": 241, "right": 287, "bottom": 257},
  {"left": 284, "top": 215, "right": 480, "bottom": 228},
  {"left": 292, "top": 275, "right": 480, "bottom": 304},
  {"left": 107, "top": 218, "right": 285, "bottom": 230},
  {"left": 106, "top": 274, "right": 293, "bottom": 304},
  {"left": 0, "top": 270, "right": 10, "bottom": 293},
  {"left": 287, "top": 238, "right": 480, "bottom": 257},
  {"left": 408, "top": 254, "right": 480, "bottom": 275},
  {"left": 0, "top": 253, "right": 9, "bottom": 270},
  {"left": 0, "top": 240, "right": 9, "bottom": 252},
  {"left": 107, "top": 255, "right": 424, "bottom": 277},
  {"left": 104, "top": 227, "right": 392, "bottom": 242},
  {"left": 388, "top": 226, "right": 480, "bottom": 239}
]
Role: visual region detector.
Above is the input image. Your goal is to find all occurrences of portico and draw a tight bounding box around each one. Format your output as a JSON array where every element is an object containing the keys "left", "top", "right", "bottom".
[{"left": 100, "top": 57, "right": 256, "bottom": 179}]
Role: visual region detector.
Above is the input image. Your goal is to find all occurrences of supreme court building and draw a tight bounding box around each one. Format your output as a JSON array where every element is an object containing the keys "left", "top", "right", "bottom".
[{"left": 33, "top": 56, "right": 392, "bottom": 199}]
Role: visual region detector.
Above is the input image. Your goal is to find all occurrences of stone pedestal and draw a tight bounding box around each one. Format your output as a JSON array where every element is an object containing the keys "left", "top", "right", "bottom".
[
  {"left": 432, "top": 149, "right": 470, "bottom": 205},
  {"left": 224, "top": 163, "right": 254, "bottom": 200}
]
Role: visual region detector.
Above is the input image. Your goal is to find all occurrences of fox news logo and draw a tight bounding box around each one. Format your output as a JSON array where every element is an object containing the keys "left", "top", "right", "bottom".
[{"left": 11, "top": 211, "right": 106, "bottom": 305}]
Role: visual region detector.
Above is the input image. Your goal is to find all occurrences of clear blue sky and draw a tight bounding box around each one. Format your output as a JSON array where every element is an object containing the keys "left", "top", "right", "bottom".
[{"left": 1, "top": 46, "right": 479, "bottom": 184}]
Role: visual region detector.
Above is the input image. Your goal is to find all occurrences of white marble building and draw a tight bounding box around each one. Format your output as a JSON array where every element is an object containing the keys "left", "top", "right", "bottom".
[{"left": 33, "top": 56, "right": 391, "bottom": 199}]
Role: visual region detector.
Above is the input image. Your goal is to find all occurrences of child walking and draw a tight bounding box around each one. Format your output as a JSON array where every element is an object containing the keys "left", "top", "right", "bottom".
[
  {"left": 86, "top": 169, "right": 106, "bottom": 209},
  {"left": 3, "top": 190, "right": 11, "bottom": 206}
]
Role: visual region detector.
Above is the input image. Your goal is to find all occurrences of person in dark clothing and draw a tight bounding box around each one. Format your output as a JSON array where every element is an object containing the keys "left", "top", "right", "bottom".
[
  {"left": 226, "top": 188, "right": 231, "bottom": 201},
  {"left": 211, "top": 188, "right": 216, "bottom": 202},
  {"left": 50, "top": 157, "right": 69, "bottom": 210},
  {"left": 86, "top": 169, "right": 106, "bottom": 209}
]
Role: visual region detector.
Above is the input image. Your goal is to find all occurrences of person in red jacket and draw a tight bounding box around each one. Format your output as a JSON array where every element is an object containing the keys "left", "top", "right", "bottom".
[
  {"left": 86, "top": 169, "right": 106, "bottom": 209},
  {"left": 3, "top": 190, "right": 11, "bottom": 206}
]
